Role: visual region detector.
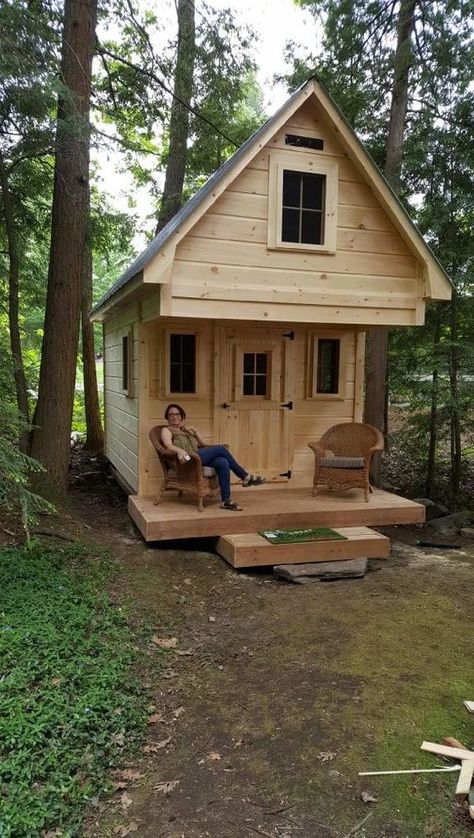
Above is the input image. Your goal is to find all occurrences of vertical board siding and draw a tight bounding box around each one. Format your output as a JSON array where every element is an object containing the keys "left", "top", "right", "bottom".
[{"left": 104, "top": 302, "right": 139, "bottom": 491}]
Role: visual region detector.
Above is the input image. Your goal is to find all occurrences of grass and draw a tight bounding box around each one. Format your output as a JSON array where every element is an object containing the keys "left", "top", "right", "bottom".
[{"left": 0, "top": 542, "right": 147, "bottom": 837}]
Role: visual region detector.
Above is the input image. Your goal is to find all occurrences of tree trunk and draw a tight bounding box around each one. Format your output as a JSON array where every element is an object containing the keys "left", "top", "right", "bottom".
[
  {"left": 155, "top": 0, "right": 195, "bottom": 233},
  {"left": 449, "top": 288, "right": 461, "bottom": 497},
  {"left": 364, "top": 0, "right": 416, "bottom": 485},
  {"left": 81, "top": 223, "right": 104, "bottom": 452},
  {"left": 30, "top": 0, "right": 96, "bottom": 494},
  {"left": 425, "top": 312, "right": 441, "bottom": 497},
  {"left": 0, "top": 153, "right": 30, "bottom": 448}
]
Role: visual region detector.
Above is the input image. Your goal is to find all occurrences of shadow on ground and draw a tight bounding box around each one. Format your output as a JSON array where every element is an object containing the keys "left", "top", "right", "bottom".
[{"left": 69, "top": 461, "right": 474, "bottom": 838}]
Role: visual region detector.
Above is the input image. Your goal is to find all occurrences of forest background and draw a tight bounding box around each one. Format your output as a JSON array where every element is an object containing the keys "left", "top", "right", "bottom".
[{"left": 0, "top": 0, "right": 473, "bottom": 527}]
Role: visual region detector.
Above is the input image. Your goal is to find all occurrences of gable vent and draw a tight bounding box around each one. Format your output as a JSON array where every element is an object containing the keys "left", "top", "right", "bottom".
[{"left": 285, "top": 134, "right": 324, "bottom": 150}]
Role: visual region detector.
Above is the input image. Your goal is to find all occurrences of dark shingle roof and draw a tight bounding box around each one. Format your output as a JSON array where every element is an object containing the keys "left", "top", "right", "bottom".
[{"left": 92, "top": 84, "right": 308, "bottom": 314}]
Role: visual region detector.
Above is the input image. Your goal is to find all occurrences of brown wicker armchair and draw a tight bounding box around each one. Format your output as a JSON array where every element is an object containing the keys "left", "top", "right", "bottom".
[
  {"left": 149, "top": 425, "right": 220, "bottom": 512},
  {"left": 308, "top": 422, "right": 384, "bottom": 502}
]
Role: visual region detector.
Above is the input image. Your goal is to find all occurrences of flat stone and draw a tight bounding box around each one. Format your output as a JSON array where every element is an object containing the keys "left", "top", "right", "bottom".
[
  {"left": 274, "top": 558, "right": 368, "bottom": 584},
  {"left": 460, "top": 528, "right": 474, "bottom": 540},
  {"left": 413, "top": 498, "right": 450, "bottom": 520},
  {"left": 427, "top": 511, "right": 470, "bottom": 532}
]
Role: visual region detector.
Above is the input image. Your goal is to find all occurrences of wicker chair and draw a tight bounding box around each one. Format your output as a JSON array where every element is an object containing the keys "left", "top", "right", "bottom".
[
  {"left": 308, "top": 422, "right": 384, "bottom": 502},
  {"left": 148, "top": 425, "right": 220, "bottom": 512}
]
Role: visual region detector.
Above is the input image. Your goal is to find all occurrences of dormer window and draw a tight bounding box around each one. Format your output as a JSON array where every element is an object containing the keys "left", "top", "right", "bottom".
[
  {"left": 282, "top": 170, "right": 326, "bottom": 245},
  {"left": 268, "top": 152, "right": 338, "bottom": 253}
]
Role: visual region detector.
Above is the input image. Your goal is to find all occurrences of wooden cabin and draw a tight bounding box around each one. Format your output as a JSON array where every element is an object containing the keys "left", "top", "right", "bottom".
[{"left": 92, "top": 78, "right": 451, "bottom": 555}]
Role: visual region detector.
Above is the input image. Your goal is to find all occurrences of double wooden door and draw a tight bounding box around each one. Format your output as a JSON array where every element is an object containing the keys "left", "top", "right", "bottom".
[{"left": 217, "top": 325, "right": 292, "bottom": 483}]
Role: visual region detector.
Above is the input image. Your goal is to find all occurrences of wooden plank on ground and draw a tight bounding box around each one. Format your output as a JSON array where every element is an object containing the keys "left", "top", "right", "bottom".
[{"left": 216, "top": 526, "right": 390, "bottom": 568}]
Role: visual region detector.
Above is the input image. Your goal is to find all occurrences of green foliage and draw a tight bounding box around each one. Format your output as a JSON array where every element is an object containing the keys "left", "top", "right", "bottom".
[
  {"left": 0, "top": 403, "right": 53, "bottom": 531},
  {"left": 0, "top": 542, "right": 147, "bottom": 837},
  {"left": 286, "top": 0, "right": 474, "bottom": 491}
]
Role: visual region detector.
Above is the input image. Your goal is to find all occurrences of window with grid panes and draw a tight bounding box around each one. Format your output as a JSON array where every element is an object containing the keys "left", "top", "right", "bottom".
[
  {"left": 243, "top": 352, "right": 268, "bottom": 396},
  {"left": 169, "top": 333, "right": 196, "bottom": 393},
  {"left": 282, "top": 170, "right": 326, "bottom": 245}
]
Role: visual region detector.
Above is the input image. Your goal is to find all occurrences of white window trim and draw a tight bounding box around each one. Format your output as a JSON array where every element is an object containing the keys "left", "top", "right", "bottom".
[
  {"left": 307, "top": 331, "right": 348, "bottom": 400},
  {"left": 268, "top": 151, "right": 338, "bottom": 254}
]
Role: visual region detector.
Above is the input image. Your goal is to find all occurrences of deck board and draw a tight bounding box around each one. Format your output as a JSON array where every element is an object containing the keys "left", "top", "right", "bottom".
[
  {"left": 128, "top": 487, "right": 425, "bottom": 541},
  {"left": 216, "top": 526, "right": 390, "bottom": 568}
]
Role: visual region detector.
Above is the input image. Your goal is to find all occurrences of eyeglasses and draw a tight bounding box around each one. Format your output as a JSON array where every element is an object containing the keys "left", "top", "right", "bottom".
[{"left": 167, "top": 412, "right": 182, "bottom": 417}]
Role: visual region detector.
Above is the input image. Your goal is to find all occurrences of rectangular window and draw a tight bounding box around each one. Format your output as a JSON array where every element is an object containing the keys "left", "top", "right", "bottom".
[
  {"left": 268, "top": 153, "right": 338, "bottom": 253},
  {"left": 316, "top": 338, "right": 340, "bottom": 394},
  {"left": 169, "top": 333, "right": 196, "bottom": 393},
  {"left": 243, "top": 351, "right": 268, "bottom": 396},
  {"left": 121, "top": 332, "right": 133, "bottom": 397},
  {"left": 281, "top": 170, "right": 326, "bottom": 246},
  {"left": 308, "top": 333, "right": 347, "bottom": 399}
]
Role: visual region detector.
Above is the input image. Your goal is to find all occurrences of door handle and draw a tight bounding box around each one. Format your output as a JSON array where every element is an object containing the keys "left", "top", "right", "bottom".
[{"left": 221, "top": 402, "right": 231, "bottom": 409}]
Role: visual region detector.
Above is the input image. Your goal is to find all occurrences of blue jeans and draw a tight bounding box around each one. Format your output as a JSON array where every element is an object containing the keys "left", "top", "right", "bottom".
[{"left": 197, "top": 445, "right": 247, "bottom": 502}]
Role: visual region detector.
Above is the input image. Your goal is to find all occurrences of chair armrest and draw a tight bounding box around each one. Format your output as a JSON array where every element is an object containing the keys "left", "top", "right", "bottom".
[{"left": 308, "top": 441, "right": 325, "bottom": 456}]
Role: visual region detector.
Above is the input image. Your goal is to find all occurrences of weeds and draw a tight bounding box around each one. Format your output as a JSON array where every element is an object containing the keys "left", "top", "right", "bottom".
[{"left": 0, "top": 542, "right": 147, "bottom": 837}]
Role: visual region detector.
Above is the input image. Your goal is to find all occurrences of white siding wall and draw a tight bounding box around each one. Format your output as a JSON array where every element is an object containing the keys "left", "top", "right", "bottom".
[{"left": 103, "top": 302, "right": 140, "bottom": 491}]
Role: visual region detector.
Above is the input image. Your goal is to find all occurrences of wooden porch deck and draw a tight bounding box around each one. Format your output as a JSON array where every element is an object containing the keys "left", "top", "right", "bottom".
[{"left": 128, "top": 486, "right": 425, "bottom": 542}]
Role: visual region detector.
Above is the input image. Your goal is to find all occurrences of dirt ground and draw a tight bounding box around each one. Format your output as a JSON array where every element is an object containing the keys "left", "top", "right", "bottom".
[{"left": 63, "top": 460, "right": 474, "bottom": 838}]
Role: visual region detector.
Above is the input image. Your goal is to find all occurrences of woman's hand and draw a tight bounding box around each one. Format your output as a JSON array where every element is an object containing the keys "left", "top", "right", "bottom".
[{"left": 176, "top": 448, "right": 190, "bottom": 464}]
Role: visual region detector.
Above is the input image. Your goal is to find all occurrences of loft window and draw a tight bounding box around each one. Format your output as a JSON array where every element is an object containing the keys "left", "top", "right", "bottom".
[
  {"left": 243, "top": 352, "right": 268, "bottom": 396},
  {"left": 268, "top": 153, "right": 338, "bottom": 252},
  {"left": 281, "top": 170, "right": 326, "bottom": 246},
  {"left": 170, "top": 333, "right": 196, "bottom": 393},
  {"left": 316, "top": 338, "right": 340, "bottom": 394},
  {"left": 285, "top": 134, "right": 324, "bottom": 151},
  {"left": 122, "top": 331, "right": 133, "bottom": 396}
]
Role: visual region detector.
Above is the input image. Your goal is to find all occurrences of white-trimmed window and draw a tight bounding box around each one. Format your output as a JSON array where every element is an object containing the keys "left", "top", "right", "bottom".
[
  {"left": 308, "top": 333, "right": 348, "bottom": 399},
  {"left": 121, "top": 329, "right": 133, "bottom": 397},
  {"left": 268, "top": 152, "right": 338, "bottom": 253}
]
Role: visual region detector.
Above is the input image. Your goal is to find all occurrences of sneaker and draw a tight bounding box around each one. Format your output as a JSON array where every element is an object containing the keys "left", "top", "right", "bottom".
[
  {"left": 220, "top": 499, "right": 242, "bottom": 511},
  {"left": 242, "top": 474, "right": 266, "bottom": 487}
]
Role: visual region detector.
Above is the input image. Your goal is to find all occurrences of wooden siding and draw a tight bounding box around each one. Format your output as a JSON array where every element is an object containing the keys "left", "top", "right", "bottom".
[
  {"left": 170, "top": 100, "right": 421, "bottom": 326},
  {"left": 141, "top": 318, "right": 215, "bottom": 496},
  {"left": 138, "top": 318, "right": 360, "bottom": 496},
  {"left": 104, "top": 303, "right": 140, "bottom": 491}
]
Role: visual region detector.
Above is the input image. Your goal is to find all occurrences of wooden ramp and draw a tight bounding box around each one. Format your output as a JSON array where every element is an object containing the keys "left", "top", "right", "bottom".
[
  {"left": 216, "top": 526, "right": 390, "bottom": 568},
  {"left": 128, "top": 486, "right": 424, "bottom": 542}
]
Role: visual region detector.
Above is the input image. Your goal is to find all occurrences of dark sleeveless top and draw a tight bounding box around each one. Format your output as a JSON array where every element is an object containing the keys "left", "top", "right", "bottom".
[{"left": 168, "top": 426, "right": 200, "bottom": 455}]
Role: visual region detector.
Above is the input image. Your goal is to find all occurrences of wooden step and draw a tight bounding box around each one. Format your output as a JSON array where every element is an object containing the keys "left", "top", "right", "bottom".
[{"left": 216, "top": 526, "right": 390, "bottom": 569}]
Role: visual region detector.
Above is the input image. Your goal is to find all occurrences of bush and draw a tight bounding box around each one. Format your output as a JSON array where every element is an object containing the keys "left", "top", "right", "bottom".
[{"left": 0, "top": 403, "right": 53, "bottom": 537}]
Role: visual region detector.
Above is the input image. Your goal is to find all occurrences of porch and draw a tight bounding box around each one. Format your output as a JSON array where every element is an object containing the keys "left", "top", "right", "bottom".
[{"left": 128, "top": 485, "right": 425, "bottom": 542}]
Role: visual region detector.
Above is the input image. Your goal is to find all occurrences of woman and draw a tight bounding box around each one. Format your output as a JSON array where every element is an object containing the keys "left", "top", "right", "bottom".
[{"left": 161, "top": 403, "right": 265, "bottom": 511}]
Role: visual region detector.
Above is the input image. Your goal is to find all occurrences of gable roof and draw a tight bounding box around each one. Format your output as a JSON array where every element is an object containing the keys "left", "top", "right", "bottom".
[{"left": 92, "top": 77, "right": 451, "bottom": 319}]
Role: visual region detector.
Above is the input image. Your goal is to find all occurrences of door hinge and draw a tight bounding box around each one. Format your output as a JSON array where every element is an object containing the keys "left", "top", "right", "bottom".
[
  {"left": 282, "top": 330, "right": 294, "bottom": 340},
  {"left": 279, "top": 470, "right": 292, "bottom": 479},
  {"left": 281, "top": 400, "right": 293, "bottom": 410}
]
